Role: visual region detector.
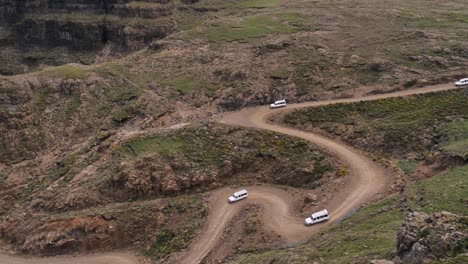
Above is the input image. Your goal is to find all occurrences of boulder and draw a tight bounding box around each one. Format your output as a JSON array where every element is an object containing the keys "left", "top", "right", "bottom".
[
  {"left": 221, "top": 160, "right": 233, "bottom": 176},
  {"left": 303, "top": 193, "right": 318, "bottom": 204}
]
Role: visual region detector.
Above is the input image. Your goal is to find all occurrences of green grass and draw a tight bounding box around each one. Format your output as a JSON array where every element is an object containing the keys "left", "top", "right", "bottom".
[
  {"left": 112, "top": 103, "right": 139, "bottom": 123},
  {"left": 0, "top": 48, "right": 24, "bottom": 75},
  {"left": 100, "top": 62, "right": 125, "bottom": 77},
  {"left": 443, "top": 139, "right": 468, "bottom": 159},
  {"left": 397, "top": 160, "right": 417, "bottom": 175},
  {"left": 145, "top": 194, "right": 207, "bottom": 261},
  {"left": 103, "top": 84, "right": 140, "bottom": 102},
  {"left": 39, "top": 64, "right": 88, "bottom": 79},
  {"left": 48, "top": 154, "right": 78, "bottom": 181},
  {"left": 440, "top": 120, "right": 468, "bottom": 159},
  {"left": 279, "top": 12, "right": 303, "bottom": 24},
  {"left": 32, "top": 89, "right": 48, "bottom": 111},
  {"left": 0, "top": 46, "right": 96, "bottom": 75},
  {"left": 237, "top": 199, "right": 403, "bottom": 263},
  {"left": 235, "top": 165, "right": 468, "bottom": 263},
  {"left": 115, "top": 135, "right": 188, "bottom": 158},
  {"left": 291, "top": 59, "right": 332, "bottom": 95},
  {"left": 145, "top": 222, "right": 201, "bottom": 260},
  {"left": 229, "top": 0, "right": 281, "bottom": 8},
  {"left": 175, "top": 10, "right": 206, "bottom": 31},
  {"left": 404, "top": 14, "right": 468, "bottom": 29},
  {"left": 127, "top": 1, "right": 165, "bottom": 8},
  {"left": 270, "top": 68, "right": 289, "bottom": 79},
  {"left": 155, "top": 0, "right": 302, "bottom": 45},
  {"left": 64, "top": 95, "right": 81, "bottom": 120},
  {"left": 407, "top": 165, "right": 468, "bottom": 215},
  {"left": 192, "top": 0, "right": 281, "bottom": 9},
  {"left": 186, "top": 15, "right": 301, "bottom": 43},
  {"left": 161, "top": 77, "right": 219, "bottom": 96},
  {"left": 285, "top": 90, "right": 468, "bottom": 157},
  {"left": 113, "top": 124, "right": 335, "bottom": 187},
  {"left": 99, "top": 60, "right": 219, "bottom": 97}
]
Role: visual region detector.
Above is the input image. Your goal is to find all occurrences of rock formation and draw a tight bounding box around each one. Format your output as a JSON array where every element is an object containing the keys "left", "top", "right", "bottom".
[
  {"left": 0, "top": 0, "right": 177, "bottom": 51},
  {"left": 394, "top": 211, "right": 467, "bottom": 264}
]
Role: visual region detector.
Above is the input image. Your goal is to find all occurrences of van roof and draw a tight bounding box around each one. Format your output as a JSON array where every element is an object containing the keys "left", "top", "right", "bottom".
[
  {"left": 275, "top": 99, "right": 286, "bottom": 103},
  {"left": 234, "top": 189, "right": 247, "bottom": 196},
  {"left": 312, "top": 209, "right": 328, "bottom": 218}
]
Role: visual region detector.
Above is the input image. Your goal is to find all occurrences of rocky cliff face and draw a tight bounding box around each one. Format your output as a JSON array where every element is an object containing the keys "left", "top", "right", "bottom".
[
  {"left": 0, "top": 0, "right": 176, "bottom": 51},
  {"left": 0, "top": 0, "right": 185, "bottom": 75}
]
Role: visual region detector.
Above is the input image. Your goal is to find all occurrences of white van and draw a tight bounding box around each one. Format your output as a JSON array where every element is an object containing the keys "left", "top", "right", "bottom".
[
  {"left": 228, "top": 189, "right": 248, "bottom": 203},
  {"left": 270, "top": 99, "right": 287, "bottom": 108},
  {"left": 304, "top": 209, "right": 329, "bottom": 226},
  {"left": 455, "top": 78, "right": 468, "bottom": 86}
]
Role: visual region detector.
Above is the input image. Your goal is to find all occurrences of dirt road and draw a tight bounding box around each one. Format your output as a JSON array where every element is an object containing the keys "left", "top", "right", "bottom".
[
  {"left": 180, "top": 83, "right": 459, "bottom": 264},
  {"left": 0, "top": 83, "right": 459, "bottom": 264}
]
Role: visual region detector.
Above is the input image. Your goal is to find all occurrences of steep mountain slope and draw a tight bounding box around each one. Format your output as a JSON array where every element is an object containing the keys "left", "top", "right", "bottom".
[
  {"left": 284, "top": 89, "right": 468, "bottom": 176},
  {"left": 0, "top": 0, "right": 176, "bottom": 51},
  {"left": 0, "top": 0, "right": 467, "bottom": 263},
  {"left": 0, "top": 75, "right": 339, "bottom": 257},
  {"left": 0, "top": 0, "right": 183, "bottom": 74}
]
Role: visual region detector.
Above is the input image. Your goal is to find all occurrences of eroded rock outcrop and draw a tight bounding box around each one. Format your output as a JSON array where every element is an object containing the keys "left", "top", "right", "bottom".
[
  {"left": 0, "top": 0, "right": 177, "bottom": 51},
  {"left": 393, "top": 211, "right": 467, "bottom": 264}
]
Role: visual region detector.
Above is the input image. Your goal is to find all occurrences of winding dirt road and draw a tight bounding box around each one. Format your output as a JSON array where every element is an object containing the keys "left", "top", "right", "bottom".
[
  {"left": 180, "top": 83, "right": 459, "bottom": 264},
  {"left": 0, "top": 83, "right": 459, "bottom": 264}
]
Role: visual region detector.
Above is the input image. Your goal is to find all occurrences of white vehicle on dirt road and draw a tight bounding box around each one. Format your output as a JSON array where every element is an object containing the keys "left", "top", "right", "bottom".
[
  {"left": 304, "top": 209, "right": 329, "bottom": 225},
  {"left": 455, "top": 78, "right": 468, "bottom": 86},
  {"left": 228, "top": 189, "right": 248, "bottom": 203},
  {"left": 270, "top": 99, "right": 287, "bottom": 108}
]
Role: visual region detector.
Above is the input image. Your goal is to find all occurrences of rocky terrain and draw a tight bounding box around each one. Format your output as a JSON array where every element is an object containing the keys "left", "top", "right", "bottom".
[
  {"left": 1, "top": 0, "right": 468, "bottom": 102},
  {"left": 0, "top": 0, "right": 181, "bottom": 73},
  {"left": 393, "top": 211, "right": 467, "bottom": 264},
  {"left": 0, "top": 89, "right": 339, "bottom": 258},
  {"left": 230, "top": 164, "right": 468, "bottom": 264},
  {"left": 284, "top": 89, "right": 468, "bottom": 178},
  {"left": 0, "top": 0, "right": 467, "bottom": 263},
  {"left": 0, "top": 0, "right": 177, "bottom": 49}
]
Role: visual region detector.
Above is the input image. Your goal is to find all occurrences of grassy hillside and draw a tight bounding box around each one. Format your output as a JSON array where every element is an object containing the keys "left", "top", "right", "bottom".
[
  {"left": 3, "top": 0, "right": 468, "bottom": 107},
  {"left": 1, "top": 0, "right": 468, "bottom": 260},
  {"left": 285, "top": 90, "right": 468, "bottom": 160},
  {"left": 230, "top": 165, "right": 468, "bottom": 264}
]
